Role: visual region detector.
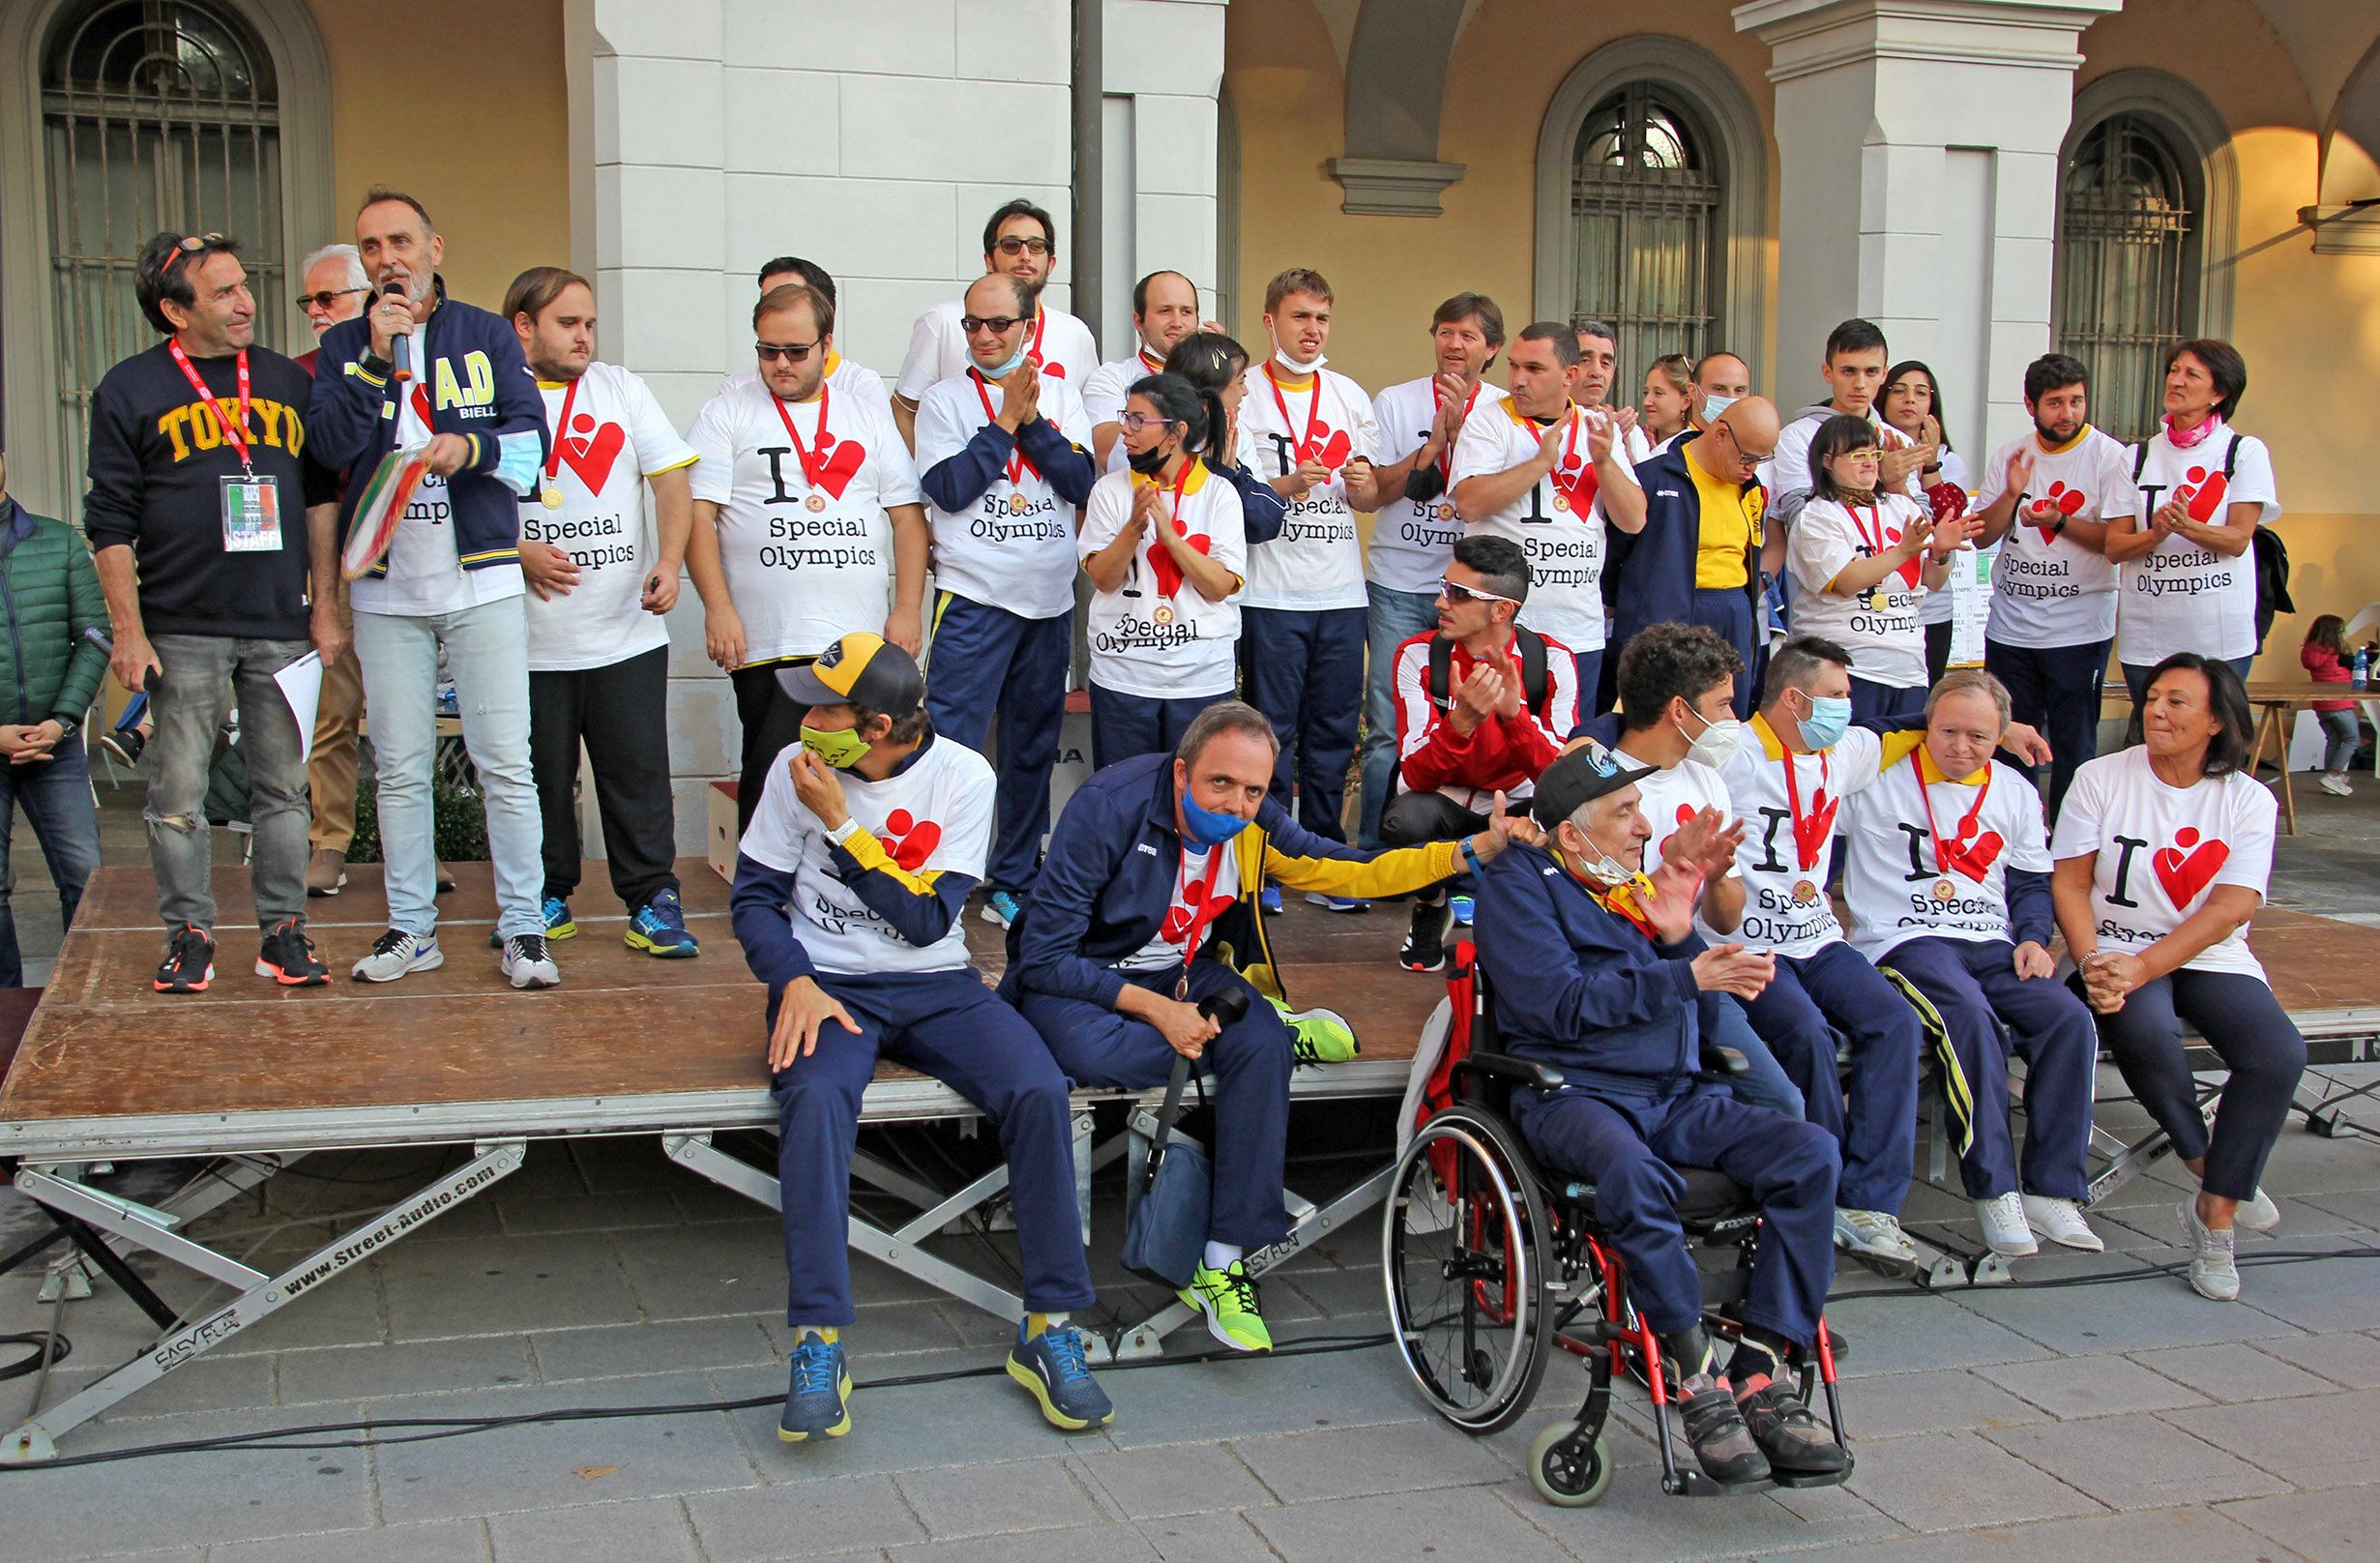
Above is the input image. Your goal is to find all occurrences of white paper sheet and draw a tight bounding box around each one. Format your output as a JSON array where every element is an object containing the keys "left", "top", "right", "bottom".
[{"left": 275, "top": 651, "right": 324, "bottom": 765}]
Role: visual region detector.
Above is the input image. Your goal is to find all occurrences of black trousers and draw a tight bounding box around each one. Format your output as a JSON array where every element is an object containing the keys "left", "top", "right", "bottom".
[
  {"left": 731, "top": 661, "right": 810, "bottom": 837},
  {"left": 528, "top": 645, "right": 681, "bottom": 912},
  {"left": 1381, "top": 789, "right": 1488, "bottom": 900}
]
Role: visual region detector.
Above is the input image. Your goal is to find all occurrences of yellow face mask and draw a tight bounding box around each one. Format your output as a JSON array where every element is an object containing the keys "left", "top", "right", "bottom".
[{"left": 799, "top": 723, "right": 869, "bottom": 769}]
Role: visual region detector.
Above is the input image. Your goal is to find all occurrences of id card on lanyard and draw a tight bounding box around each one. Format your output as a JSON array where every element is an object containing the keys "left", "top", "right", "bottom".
[{"left": 170, "top": 340, "right": 281, "bottom": 552}]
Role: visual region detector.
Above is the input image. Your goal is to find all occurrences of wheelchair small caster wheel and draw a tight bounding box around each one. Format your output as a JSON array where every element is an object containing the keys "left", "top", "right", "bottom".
[{"left": 1528, "top": 1421, "right": 1613, "bottom": 1508}]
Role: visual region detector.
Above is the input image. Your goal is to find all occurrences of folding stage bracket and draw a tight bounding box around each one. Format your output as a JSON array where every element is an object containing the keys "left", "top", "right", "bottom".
[{"left": 0, "top": 1140, "right": 525, "bottom": 1465}]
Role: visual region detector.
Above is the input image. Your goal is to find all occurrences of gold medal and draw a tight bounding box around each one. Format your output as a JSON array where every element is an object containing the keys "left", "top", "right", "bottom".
[
  {"left": 1153, "top": 604, "right": 1175, "bottom": 626},
  {"left": 1009, "top": 493, "right": 1028, "bottom": 514},
  {"left": 1792, "top": 879, "right": 1817, "bottom": 904},
  {"left": 1868, "top": 588, "right": 1890, "bottom": 611},
  {"left": 540, "top": 486, "right": 563, "bottom": 510},
  {"left": 1553, "top": 492, "right": 1572, "bottom": 513},
  {"left": 1932, "top": 878, "right": 1956, "bottom": 902},
  {"left": 806, "top": 493, "right": 827, "bottom": 513}
]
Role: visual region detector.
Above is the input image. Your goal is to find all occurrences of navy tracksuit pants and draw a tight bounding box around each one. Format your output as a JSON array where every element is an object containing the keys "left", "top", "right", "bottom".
[
  {"left": 1610, "top": 585, "right": 1759, "bottom": 719},
  {"left": 771, "top": 967, "right": 1097, "bottom": 1326},
  {"left": 1985, "top": 637, "right": 2111, "bottom": 823},
  {"left": 924, "top": 594, "right": 1072, "bottom": 897},
  {"left": 1088, "top": 685, "right": 1226, "bottom": 772},
  {"left": 1739, "top": 939, "right": 1922, "bottom": 1215},
  {"left": 1241, "top": 605, "right": 1366, "bottom": 841},
  {"left": 1877, "top": 935, "right": 2098, "bottom": 1201},
  {"left": 1019, "top": 959, "right": 1295, "bottom": 1251},
  {"left": 1514, "top": 1084, "right": 1839, "bottom": 1345}
]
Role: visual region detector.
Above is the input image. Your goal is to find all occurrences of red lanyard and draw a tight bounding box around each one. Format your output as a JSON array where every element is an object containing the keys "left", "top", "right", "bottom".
[
  {"left": 1847, "top": 501, "right": 1889, "bottom": 557},
  {"left": 541, "top": 376, "right": 582, "bottom": 490},
  {"left": 1171, "top": 844, "right": 1229, "bottom": 968},
  {"left": 1915, "top": 760, "right": 1994, "bottom": 878},
  {"left": 1024, "top": 308, "right": 1047, "bottom": 369},
  {"left": 1265, "top": 363, "right": 1327, "bottom": 463},
  {"left": 971, "top": 369, "right": 1042, "bottom": 484},
  {"left": 1778, "top": 747, "right": 1834, "bottom": 870},
  {"left": 1437, "top": 382, "right": 1482, "bottom": 479},
  {"left": 167, "top": 342, "right": 251, "bottom": 472},
  {"left": 768, "top": 385, "right": 837, "bottom": 490}
]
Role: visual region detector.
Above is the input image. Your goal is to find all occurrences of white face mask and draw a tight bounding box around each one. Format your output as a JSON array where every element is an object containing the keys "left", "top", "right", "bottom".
[
  {"left": 1561, "top": 826, "right": 1634, "bottom": 888},
  {"left": 1273, "top": 345, "right": 1325, "bottom": 374},
  {"left": 1678, "top": 708, "right": 1745, "bottom": 769},
  {"left": 1701, "top": 394, "right": 1737, "bottom": 423}
]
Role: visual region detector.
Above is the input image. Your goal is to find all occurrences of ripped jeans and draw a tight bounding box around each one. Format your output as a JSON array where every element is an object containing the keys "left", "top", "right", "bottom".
[{"left": 147, "top": 634, "right": 312, "bottom": 934}]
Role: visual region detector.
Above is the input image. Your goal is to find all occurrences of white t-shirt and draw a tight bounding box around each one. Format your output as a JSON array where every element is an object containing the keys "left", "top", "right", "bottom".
[
  {"left": 896, "top": 300, "right": 1101, "bottom": 404},
  {"left": 1710, "top": 722, "right": 1897, "bottom": 958},
  {"left": 1916, "top": 448, "right": 1972, "bottom": 628},
  {"left": 913, "top": 369, "right": 1093, "bottom": 622},
  {"left": 1236, "top": 364, "right": 1377, "bottom": 611},
  {"left": 1785, "top": 493, "right": 1934, "bottom": 689},
  {"left": 685, "top": 378, "right": 922, "bottom": 665},
  {"left": 735, "top": 734, "right": 995, "bottom": 976},
  {"left": 719, "top": 353, "right": 894, "bottom": 422},
  {"left": 1078, "top": 461, "right": 1249, "bottom": 700},
  {"left": 2117, "top": 427, "right": 2280, "bottom": 665},
  {"left": 1081, "top": 348, "right": 1170, "bottom": 429},
  {"left": 1115, "top": 841, "right": 1243, "bottom": 972},
  {"left": 351, "top": 338, "right": 528, "bottom": 619},
  {"left": 1842, "top": 752, "right": 2052, "bottom": 960},
  {"left": 1366, "top": 376, "right": 1508, "bottom": 596},
  {"left": 1450, "top": 400, "right": 1648, "bottom": 653},
  {"left": 1976, "top": 428, "right": 2133, "bottom": 649},
  {"left": 2053, "top": 746, "right": 2274, "bottom": 980},
  {"left": 517, "top": 363, "right": 697, "bottom": 672},
  {"left": 1631, "top": 755, "right": 1741, "bottom": 882}
]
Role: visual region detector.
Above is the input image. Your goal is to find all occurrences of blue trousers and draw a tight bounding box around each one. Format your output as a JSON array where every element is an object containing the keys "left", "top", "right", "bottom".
[
  {"left": 1358, "top": 582, "right": 1440, "bottom": 849},
  {"left": 771, "top": 967, "right": 1097, "bottom": 1325},
  {"left": 1088, "top": 684, "right": 1223, "bottom": 772},
  {"left": 1848, "top": 675, "right": 1925, "bottom": 726},
  {"left": 1739, "top": 940, "right": 1921, "bottom": 1214},
  {"left": 0, "top": 735, "right": 100, "bottom": 988},
  {"left": 1566, "top": 647, "right": 1605, "bottom": 735},
  {"left": 1515, "top": 1084, "right": 1839, "bottom": 1345},
  {"left": 1242, "top": 605, "right": 1366, "bottom": 841},
  {"left": 1019, "top": 959, "right": 1295, "bottom": 1251},
  {"left": 1708, "top": 992, "right": 1805, "bottom": 1118},
  {"left": 1878, "top": 936, "right": 2098, "bottom": 1200},
  {"left": 925, "top": 594, "right": 1072, "bottom": 896},
  {"left": 1986, "top": 637, "right": 2111, "bottom": 823},
  {"left": 1611, "top": 585, "right": 1759, "bottom": 718}
]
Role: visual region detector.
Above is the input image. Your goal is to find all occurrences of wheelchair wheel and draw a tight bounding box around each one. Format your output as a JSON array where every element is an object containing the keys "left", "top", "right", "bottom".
[
  {"left": 1383, "top": 1105, "right": 1554, "bottom": 1433},
  {"left": 1528, "top": 1420, "right": 1615, "bottom": 1508}
]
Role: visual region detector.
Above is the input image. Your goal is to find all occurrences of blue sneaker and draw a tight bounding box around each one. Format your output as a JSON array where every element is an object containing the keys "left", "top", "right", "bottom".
[
  {"left": 493, "top": 895, "right": 577, "bottom": 949},
  {"left": 982, "top": 889, "right": 1023, "bottom": 929},
  {"left": 1260, "top": 884, "right": 1283, "bottom": 916},
  {"left": 1449, "top": 893, "right": 1476, "bottom": 927},
  {"left": 626, "top": 888, "right": 699, "bottom": 958},
  {"left": 1008, "top": 1317, "right": 1113, "bottom": 1430},
  {"left": 779, "top": 1331, "right": 852, "bottom": 1442}
]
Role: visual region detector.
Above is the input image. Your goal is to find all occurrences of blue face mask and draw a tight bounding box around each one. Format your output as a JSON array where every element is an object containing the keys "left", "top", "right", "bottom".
[
  {"left": 1796, "top": 693, "right": 1852, "bottom": 752},
  {"left": 1180, "top": 789, "right": 1251, "bottom": 847},
  {"left": 983, "top": 340, "right": 1030, "bottom": 379}
]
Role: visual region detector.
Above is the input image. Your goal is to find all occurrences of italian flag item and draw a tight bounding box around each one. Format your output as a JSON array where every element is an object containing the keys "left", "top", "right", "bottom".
[{"left": 342, "top": 444, "right": 431, "bottom": 579}]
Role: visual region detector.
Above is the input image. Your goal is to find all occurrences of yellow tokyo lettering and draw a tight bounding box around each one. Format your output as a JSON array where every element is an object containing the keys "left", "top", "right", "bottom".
[
  {"left": 158, "top": 405, "right": 192, "bottom": 460},
  {"left": 189, "top": 405, "right": 220, "bottom": 451}
]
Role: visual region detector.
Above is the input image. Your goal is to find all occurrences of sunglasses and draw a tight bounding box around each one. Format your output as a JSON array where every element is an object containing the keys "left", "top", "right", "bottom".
[
  {"left": 1437, "top": 577, "right": 1517, "bottom": 606},
  {"left": 754, "top": 339, "right": 822, "bottom": 363},
  {"left": 298, "top": 286, "right": 366, "bottom": 312},
  {"left": 992, "top": 236, "right": 1050, "bottom": 257},
  {"left": 162, "top": 232, "right": 225, "bottom": 274},
  {"left": 960, "top": 314, "right": 1023, "bottom": 337}
]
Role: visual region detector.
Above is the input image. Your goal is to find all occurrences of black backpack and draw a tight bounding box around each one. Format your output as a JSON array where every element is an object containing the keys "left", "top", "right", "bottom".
[{"left": 1427, "top": 628, "right": 1552, "bottom": 718}]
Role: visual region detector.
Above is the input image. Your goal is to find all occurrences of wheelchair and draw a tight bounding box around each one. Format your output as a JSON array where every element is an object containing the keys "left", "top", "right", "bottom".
[{"left": 1382, "top": 943, "right": 1852, "bottom": 1508}]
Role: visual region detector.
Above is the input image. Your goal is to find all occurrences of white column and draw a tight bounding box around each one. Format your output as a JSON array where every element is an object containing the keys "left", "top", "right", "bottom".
[
  {"left": 1104, "top": 0, "right": 1230, "bottom": 329},
  {"left": 1735, "top": 0, "right": 2119, "bottom": 457}
]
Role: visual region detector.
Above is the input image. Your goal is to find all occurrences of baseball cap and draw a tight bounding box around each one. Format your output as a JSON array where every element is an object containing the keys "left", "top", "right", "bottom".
[
  {"left": 1529, "top": 740, "right": 1652, "bottom": 830},
  {"left": 775, "top": 632, "right": 926, "bottom": 716}
]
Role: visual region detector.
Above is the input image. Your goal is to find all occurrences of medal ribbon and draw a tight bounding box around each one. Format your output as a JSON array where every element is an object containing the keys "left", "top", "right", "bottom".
[
  {"left": 970, "top": 369, "right": 1042, "bottom": 485},
  {"left": 540, "top": 375, "right": 583, "bottom": 495},
  {"left": 767, "top": 384, "right": 836, "bottom": 490},
  {"left": 1582, "top": 870, "right": 1662, "bottom": 940},
  {"left": 1778, "top": 747, "right": 1835, "bottom": 871},
  {"left": 1916, "top": 759, "right": 1994, "bottom": 880},
  {"left": 1436, "top": 382, "right": 1482, "bottom": 481},
  {"left": 1168, "top": 843, "right": 1232, "bottom": 987},
  {"left": 1264, "top": 362, "right": 1327, "bottom": 464},
  {"left": 1022, "top": 307, "right": 1048, "bottom": 369},
  {"left": 167, "top": 341, "right": 251, "bottom": 474}
]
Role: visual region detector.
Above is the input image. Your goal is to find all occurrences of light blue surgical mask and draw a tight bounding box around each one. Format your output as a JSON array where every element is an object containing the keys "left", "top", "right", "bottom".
[
  {"left": 1701, "top": 394, "right": 1738, "bottom": 423},
  {"left": 1795, "top": 693, "right": 1852, "bottom": 752},
  {"left": 1180, "top": 789, "right": 1251, "bottom": 847},
  {"left": 983, "top": 340, "right": 1030, "bottom": 379}
]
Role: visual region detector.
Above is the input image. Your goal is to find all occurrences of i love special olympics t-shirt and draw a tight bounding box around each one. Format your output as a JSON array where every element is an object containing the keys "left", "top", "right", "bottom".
[
  {"left": 1631, "top": 756, "right": 1742, "bottom": 885},
  {"left": 1974, "top": 427, "right": 2135, "bottom": 650},
  {"left": 1115, "top": 841, "right": 1243, "bottom": 973},
  {"left": 2052, "top": 746, "right": 2274, "bottom": 980},
  {"left": 737, "top": 734, "right": 996, "bottom": 975},
  {"left": 1785, "top": 493, "right": 1934, "bottom": 689},
  {"left": 685, "top": 378, "right": 922, "bottom": 665},
  {"left": 1236, "top": 363, "right": 1378, "bottom": 611},
  {"left": 1708, "top": 720, "right": 1915, "bottom": 958},
  {"left": 1449, "top": 400, "right": 1648, "bottom": 653},
  {"left": 2118, "top": 426, "right": 2281, "bottom": 665},
  {"left": 896, "top": 301, "right": 1101, "bottom": 403},
  {"left": 913, "top": 369, "right": 1094, "bottom": 622},
  {"left": 1841, "top": 751, "right": 2052, "bottom": 961},
  {"left": 1077, "top": 461, "right": 1249, "bottom": 700},
  {"left": 518, "top": 362, "right": 697, "bottom": 673},
  {"left": 1366, "top": 376, "right": 1509, "bottom": 596}
]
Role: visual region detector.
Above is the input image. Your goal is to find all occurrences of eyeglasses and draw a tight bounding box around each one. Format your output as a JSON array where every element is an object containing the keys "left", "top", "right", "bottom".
[
  {"left": 1708, "top": 425, "right": 1774, "bottom": 467},
  {"left": 1437, "top": 577, "right": 1517, "bottom": 606},
  {"left": 1119, "top": 411, "right": 1179, "bottom": 434},
  {"left": 992, "top": 237, "right": 1050, "bottom": 257},
  {"left": 298, "top": 286, "right": 366, "bottom": 312},
  {"left": 959, "top": 314, "right": 1023, "bottom": 337},
  {"left": 754, "top": 339, "right": 822, "bottom": 363}
]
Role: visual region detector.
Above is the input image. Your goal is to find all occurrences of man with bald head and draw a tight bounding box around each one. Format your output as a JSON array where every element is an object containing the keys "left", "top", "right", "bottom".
[
  {"left": 1082, "top": 270, "right": 1203, "bottom": 468},
  {"left": 1604, "top": 397, "right": 1779, "bottom": 715},
  {"left": 1690, "top": 353, "right": 1751, "bottom": 434}
]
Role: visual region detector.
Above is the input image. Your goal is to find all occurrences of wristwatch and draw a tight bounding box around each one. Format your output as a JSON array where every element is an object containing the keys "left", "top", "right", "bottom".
[
  {"left": 49, "top": 716, "right": 77, "bottom": 739},
  {"left": 2049, "top": 513, "right": 2070, "bottom": 536}
]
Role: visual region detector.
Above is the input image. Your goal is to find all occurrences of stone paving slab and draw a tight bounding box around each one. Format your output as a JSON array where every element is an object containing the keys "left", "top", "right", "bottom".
[{"left": 2217, "top": 1485, "right": 2380, "bottom": 1563}]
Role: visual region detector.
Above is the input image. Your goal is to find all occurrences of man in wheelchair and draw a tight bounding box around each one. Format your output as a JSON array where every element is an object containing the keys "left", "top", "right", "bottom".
[{"left": 1473, "top": 742, "right": 1849, "bottom": 1485}]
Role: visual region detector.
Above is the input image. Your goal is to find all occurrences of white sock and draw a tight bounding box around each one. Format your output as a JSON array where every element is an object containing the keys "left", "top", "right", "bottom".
[{"left": 1203, "top": 1241, "right": 1243, "bottom": 1271}]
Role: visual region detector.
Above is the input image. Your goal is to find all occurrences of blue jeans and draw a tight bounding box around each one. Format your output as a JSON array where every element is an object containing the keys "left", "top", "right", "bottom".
[
  {"left": 1358, "top": 582, "right": 1440, "bottom": 849},
  {"left": 353, "top": 598, "right": 544, "bottom": 940},
  {"left": 2316, "top": 708, "right": 2360, "bottom": 773},
  {"left": 0, "top": 734, "right": 101, "bottom": 986}
]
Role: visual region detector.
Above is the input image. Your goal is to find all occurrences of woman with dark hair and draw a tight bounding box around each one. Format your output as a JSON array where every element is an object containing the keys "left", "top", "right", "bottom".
[
  {"left": 1076, "top": 373, "right": 1249, "bottom": 766},
  {"left": 1882, "top": 362, "right": 1987, "bottom": 683},
  {"left": 2105, "top": 339, "right": 2278, "bottom": 710},
  {"left": 1165, "top": 332, "right": 1285, "bottom": 544},
  {"left": 2052, "top": 653, "right": 2304, "bottom": 1302}
]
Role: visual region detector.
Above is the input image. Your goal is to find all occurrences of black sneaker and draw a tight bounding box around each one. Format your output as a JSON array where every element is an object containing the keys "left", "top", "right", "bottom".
[
  {"left": 1398, "top": 899, "right": 1449, "bottom": 972},
  {"left": 154, "top": 924, "right": 216, "bottom": 993},
  {"left": 254, "top": 919, "right": 330, "bottom": 987},
  {"left": 1735, "top": 1381, "right": 1848, "bottom": 1474},
  {"left": 100, "top": 726, "right": 146, "bottom": 769},
  {"left": 1679, "top": 1383, "right": 1771, "bottom": 1484}
]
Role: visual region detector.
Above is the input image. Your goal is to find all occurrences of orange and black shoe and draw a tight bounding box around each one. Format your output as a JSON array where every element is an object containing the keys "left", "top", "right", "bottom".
[
  {"left": 154, "top": 923, "right": 216, "bottom": 993},
  {"left": 254, "top": 919, "right": 330, "bottom": 987}
]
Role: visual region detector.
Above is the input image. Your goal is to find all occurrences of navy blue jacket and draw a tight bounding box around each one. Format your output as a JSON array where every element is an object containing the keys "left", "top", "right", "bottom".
[
  {"left": 308, "top": 278, "right": 547, "bottom": 574},
  {"left": 1473, "top": 840, "right": 1708, "bottom": 1100},
  {"left": 920, "top": 415, "right": 1099, "bottom": 515},
  {"left": 1604, "top": 436, "right": 1764, "bottom": 644}
]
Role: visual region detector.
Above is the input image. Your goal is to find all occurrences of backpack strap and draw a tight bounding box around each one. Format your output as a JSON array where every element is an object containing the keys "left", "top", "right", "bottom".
[
  {"left": 1513, "top": 626, "right": 1550, "bottom": 715},
  {"left": 1427, "top": 634, "right": 1453, "bottom": 708},
  {"left": 2221, "top": 431, "right": 2240, "bottom": 480},
  {"left": 2132, "top": 441, "right": 2148, "bottom": 482}
]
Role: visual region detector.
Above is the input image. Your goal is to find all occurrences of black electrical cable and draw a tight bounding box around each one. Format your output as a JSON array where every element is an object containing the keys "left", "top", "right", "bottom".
[{"left": 0, "top": 1330, "right": 70, "bottom": 1382}]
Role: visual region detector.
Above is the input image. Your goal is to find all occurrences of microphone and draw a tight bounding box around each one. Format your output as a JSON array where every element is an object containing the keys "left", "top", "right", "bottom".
[
  {"left": 380, "top": 280, "right": 413, "bottom": 383},
  {"left": 1196, "top": 987, "right": 1250, "bottom": 1028}
]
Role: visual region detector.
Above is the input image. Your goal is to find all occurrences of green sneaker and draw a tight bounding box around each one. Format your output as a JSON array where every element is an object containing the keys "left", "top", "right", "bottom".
[
  {"left": 1180, "top": 1260, "right": 1274, "bottom": 1352},
  {"left": 1272, "top": 997, "right": 1359, "bottom": 1065}
]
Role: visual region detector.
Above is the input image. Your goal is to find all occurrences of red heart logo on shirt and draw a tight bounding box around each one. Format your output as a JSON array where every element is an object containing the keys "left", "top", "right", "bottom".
[
  {"left": 1791, "top": 784, "right": 1838, "bottom": 869},
  {"left": 2174, "top": 466, "right": 2228, "bottom": 523},
  {"left": 882, "top": 808, "right": 941, "bottom": 870},
  {"left": 810, "top": 437, "right": 867, "bottom": 500},
  {"left": 1675, "top": 804, "right": 1696, "bottom": 827},
  {"left": 1301, "top": 427, "right": 1351, "bottom": 471},
  {"left": 1552, "top": 458, "right": 1601, "bottom": 514},
  {"left": 1941, "top": 816, "right": 2005, "bottom": 881},
  {"left": 1161, "top": 892, "right": 1235, "bottom": 944},
  {"left": 2153, "top": 826, "right": 2229, "bottom": 907},
  {"left": 1880, "top": 529, "right": 1923, "bottom": 588},
  {"left": 2027, "top": 481, "right": 2089, "bottom": 544},
  {"left": 1147, "top": 518, "right": 1212, "bottom": 601},
  {"left": 556, "top": 414, "right": 626, "bottom": 493},
  {"left": 1026, "top": 348, "right": 1066, "bottom": 379}
]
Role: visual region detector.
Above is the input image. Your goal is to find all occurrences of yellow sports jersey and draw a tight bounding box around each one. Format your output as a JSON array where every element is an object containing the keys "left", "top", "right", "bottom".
[{"left": 1688, "top": 446, "right": 1764, "bottom": 589}]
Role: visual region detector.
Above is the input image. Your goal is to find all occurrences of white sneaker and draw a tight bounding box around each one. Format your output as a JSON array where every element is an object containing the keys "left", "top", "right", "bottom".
[
  {"left": 2021, "top": 1194, "right": 2104, "bottom": 1252},
  {"left": 350, "top": 929, "right": 442, "bottom": 983},
  {"left": 1834, "top": 1207, "right": 1919, "bottom": 1265},
  {"left": 2319, "top": 772, "right": 2353, "bottom": 797},
  {"left": 501, "top": 933, "right": 562, "bottom": 990},
  {"left": 1974, "top": 1192, "right": 2038, "bottom": 1256},
  {"left": 2178, "top": 1198, "right": 2240, "bottom": 1301},
  {"left": 2235, "top": 1187, "right": 2281, "bottom": 1232}
]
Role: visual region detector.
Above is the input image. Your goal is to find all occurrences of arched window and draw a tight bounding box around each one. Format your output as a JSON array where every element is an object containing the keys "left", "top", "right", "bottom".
[
  {"left": 2055, "top": 112, "right": 2194, "bottom": 441},
  {"left": 43, "top": 0, "right": 283, "bottom": 496},
  {"left": 1567, "top": 81, "right": 1722, "bottom": 385}
]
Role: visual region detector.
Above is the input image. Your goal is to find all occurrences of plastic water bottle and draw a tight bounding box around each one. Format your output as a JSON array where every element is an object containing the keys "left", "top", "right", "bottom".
[{"left": 2354, "top": 648, "right": 2368, "bottom": 690}]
